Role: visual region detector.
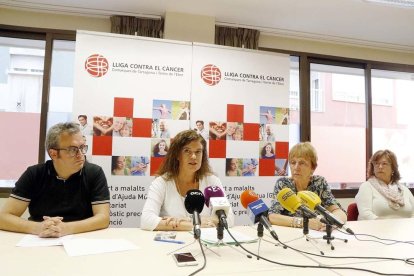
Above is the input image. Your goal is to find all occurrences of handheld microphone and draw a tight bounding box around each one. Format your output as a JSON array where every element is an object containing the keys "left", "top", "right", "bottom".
[
  {"left": 240, "top": 190, "right": 278, "bottom": 241},
  {"left": 204, "top": 186, "right": 230, "bottom": 229},
  {"left": 184, "top": 189, "right": 205, "bottom": 239},
  {"left": 297, "top": 191, "right": 354, "bottom": 234},
  {"left": 276, "top": 188, "right": 328, "bottom": 224}
]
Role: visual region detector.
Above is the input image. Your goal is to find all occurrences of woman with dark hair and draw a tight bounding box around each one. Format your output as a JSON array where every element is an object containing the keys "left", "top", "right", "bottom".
[
  {"left": 226, "top": 158, "right": 241, "bottom": 176},
  {"left": 261, "top": 143, "right": 275, "bottom": 159},
  {"left": 111, "top": 156, "right": 130, "bottom": 175},
  {"left": 141, "top": 130, "right": 234, "bottom": 231},
  {"left": 355, "top": 149, "right": 414, "bottom": 220},
  {"left": 153, "top": 139, "right": 168, "bottom": 157}
]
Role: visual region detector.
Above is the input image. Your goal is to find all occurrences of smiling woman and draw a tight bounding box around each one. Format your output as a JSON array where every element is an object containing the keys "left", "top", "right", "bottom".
[{"left": 140, "top": 129, "right": 234, "bottom": 231}]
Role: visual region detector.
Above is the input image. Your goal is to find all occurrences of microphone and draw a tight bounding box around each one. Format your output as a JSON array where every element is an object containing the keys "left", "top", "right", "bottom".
[
  {"left": 297, "top": 191, "right": 354, "bottom": 234},
  {"left": 240, "top": 190, "right": 278, "bottom": 241},
  {"left": 276, "top": 188, "right": 328, "bottom": 224},
  {"left": 204, "top": 186, "right": 230, "bottom": 229},
  {"left": 184, "top": 189, "right": 205, "bottom": 239}
]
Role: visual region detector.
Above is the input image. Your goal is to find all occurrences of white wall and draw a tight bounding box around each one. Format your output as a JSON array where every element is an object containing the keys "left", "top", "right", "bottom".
[{"left": 2, "top": 7, "right": 413, "bottom": 210}]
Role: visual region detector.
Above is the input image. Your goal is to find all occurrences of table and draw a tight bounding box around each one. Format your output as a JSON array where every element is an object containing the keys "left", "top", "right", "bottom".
[{"left": 1, "top": 218, "right": 414, "bottom": 275}]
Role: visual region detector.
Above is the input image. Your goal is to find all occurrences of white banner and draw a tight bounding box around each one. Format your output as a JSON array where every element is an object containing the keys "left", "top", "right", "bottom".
[
  {"left": 191, "top": 44, "right": 290, "bottom": 225},
  {"left": 73, "top": 31, "right": 290, "bottom": 227}
]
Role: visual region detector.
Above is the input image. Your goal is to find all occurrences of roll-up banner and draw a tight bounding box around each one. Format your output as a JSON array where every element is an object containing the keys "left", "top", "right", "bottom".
[{"left": 73, "top": 31, "right": 289, "bottom": 227}]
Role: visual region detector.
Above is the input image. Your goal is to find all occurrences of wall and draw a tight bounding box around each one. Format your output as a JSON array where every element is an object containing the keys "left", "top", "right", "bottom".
[
  {"left": 260, "top": 35, "right": 414, "bottom": 65},
  {"left": 164, "top": 11, "right": 215, "bottom": 44},
  {"left": 1, "top": 8, "right": 413, "bottom": 212}
]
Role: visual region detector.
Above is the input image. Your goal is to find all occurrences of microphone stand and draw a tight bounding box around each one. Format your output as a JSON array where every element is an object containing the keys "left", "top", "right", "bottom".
[
  {"left": 319, "top": 223, "right": 348, "bottom": 250},
  {"left": 283, "top": 216, "right": 325, "bottom": 255},
  {"left": 203, "top": 219, "right": 251, "bottom": 258},
  {"left": 256, "top": 222, "right": 263, "bottom": 260}
]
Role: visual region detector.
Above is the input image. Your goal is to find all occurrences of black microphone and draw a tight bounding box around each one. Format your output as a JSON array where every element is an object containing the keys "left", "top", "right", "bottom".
[{"left": 184, "top": 189, "right": 205, "bottom": 239}]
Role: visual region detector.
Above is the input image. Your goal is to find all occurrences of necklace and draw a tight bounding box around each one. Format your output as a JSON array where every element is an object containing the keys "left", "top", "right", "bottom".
[{"left": 174, "top": 176, "right": 198, "bottom": 197}]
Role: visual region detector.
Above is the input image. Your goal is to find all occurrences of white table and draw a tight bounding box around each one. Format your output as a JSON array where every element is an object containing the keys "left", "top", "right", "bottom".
[{"left": 1, "top": 218, "right": 414, "bottom": 275}]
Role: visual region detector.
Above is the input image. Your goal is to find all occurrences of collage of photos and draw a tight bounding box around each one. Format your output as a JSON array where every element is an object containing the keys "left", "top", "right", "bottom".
[
  {"left": 152, "top": 99, "right": 191, "bottom": 120},
  {"left": 111, "top": 156, "right": 150, "bottom": 176},
  {"left": 151, "top": 99, "right": 191, "bottom": 139},
  {"left": 208, "top": 121, "right": 244, "bottom": 141},
  {"left": 259, "top": 106, "right": 289, "bottom": 125},
  {"left": 225, "top": 158, "right": 259, "bottom": 177},
  {"left": 78, "top": 115, "right": 134, "bottom": 137},
  {"left": 225, "top": 157, "right": 288, "bottom": 177}
]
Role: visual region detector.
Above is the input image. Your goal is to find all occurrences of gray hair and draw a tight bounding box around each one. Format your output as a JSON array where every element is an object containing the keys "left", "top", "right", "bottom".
[{"left": 45, "top": 122, "right": 81, "bottom": 151}]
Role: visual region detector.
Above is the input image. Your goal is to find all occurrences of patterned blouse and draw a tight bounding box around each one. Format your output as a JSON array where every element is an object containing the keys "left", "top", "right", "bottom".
[{"left": 269, "top": 175, "right": 342, "bottom": 217}]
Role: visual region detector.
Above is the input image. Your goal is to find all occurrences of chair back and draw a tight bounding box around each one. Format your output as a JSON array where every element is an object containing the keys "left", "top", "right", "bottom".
[{"left": 347, "top": 202, "right": 359, "bottom": 221}]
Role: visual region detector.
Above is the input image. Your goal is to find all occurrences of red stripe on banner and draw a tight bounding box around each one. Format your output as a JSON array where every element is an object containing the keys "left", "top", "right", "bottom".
[
  {"left": 275, "top": 141, "right": 289, "bottom": 158},
  {"left": 150, "top": 157, "right": 165, "bottom": 176},
  {"left": 243, "top": 123, "right": 260, "bottom": 141},
  {"left": 208, "top": 139, "right": 226, "bottom": 158},
  {"left": 114, "top": 97, "right": 134, "bottom": 117},
  {"left": 259, "top": 159, "right": 276, "bottom": 176},
  {"left": 227, "top": 104, "right": 244, "bottom": 122},
  {"left": 132, "top": 118, "right": 153, "bottom": 137},
  {"left": 92, "top": 136, "right": 113, "bottom": 155}
]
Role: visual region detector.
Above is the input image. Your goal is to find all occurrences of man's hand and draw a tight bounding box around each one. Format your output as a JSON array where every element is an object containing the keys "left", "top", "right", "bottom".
[{"left": 38, "top": 216, "right": 66, "bottom": 238}]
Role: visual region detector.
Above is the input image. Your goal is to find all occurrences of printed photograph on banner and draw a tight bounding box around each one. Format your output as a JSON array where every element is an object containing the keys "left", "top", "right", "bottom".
[
  {"left": 275, "top": 158, "right": 289, "bottom": 176},
  {"left": 152, "top": 99, "right": 172, "bottom": 119},
  {"left": 242, "top": 158, "right": 258, "bottom": 177},
  {"left": 194, "top": 120, "right": 209, "bottom": 140},
  {"left": 172, "top": 101, "right": 190, "bottom": 120},
  {"left": 260, "top": 106, "right": 276, "bottom": 124},
  {"left": 225, "top": 158, "right": 242, "bottom": 177},
  {"left": 209, "top": 121, "right": 227, "bottom": 140},
  {"left": 276, "top": 107, "right": 289, "bottom": 125},
  {"left": 112, "top": 117, "right": 133, "bottom": 137},
  {"left": 111, "top": 156, "right": 131, "bottom": 176},
  {"left": 260, "top": 141, "right": 276, "bottom": 159},
  {"left": 226, "top": 122, "right": 243, "bottom": 141},
  {"left": 151, "top": 138, "right": 170, "bottom": 158},
  {"left": 93, "top": 115, "right": 114, "bottom": 136},
  {"left": 130, "top": 156, "right": 149, "bottom": 176},
  {"left": 77, "top": 114, "right": 93, "bottom": 136},
  {"left": 260, "top": 124, "right": 276, "bottom": 141},
  {"left": 152, "top": 119, "right": 171, "bottom": 138}
]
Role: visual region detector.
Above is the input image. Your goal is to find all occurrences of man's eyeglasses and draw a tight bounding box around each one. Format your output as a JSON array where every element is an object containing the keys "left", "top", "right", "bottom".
[
  {"left": 183, "top": 148, "right": 203, "bottom": 157},
  {"left": 53, "top": 145, "right": 88, "bottom": 157}
]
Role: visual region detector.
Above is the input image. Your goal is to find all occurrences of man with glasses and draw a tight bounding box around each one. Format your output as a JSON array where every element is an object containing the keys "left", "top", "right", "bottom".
[{"left": 0, "top": 122, "right": 110, "bottom": 237}]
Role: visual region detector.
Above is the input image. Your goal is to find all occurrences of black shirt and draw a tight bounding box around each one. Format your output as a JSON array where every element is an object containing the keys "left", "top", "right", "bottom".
[{"left": 11, "top": 160, "right": 110, "bottom": 222}]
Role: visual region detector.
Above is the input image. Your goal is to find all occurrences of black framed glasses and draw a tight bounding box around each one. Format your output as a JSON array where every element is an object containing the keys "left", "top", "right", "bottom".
[{"left": 53, "top": 145, "right": 88, "bottom": 157}]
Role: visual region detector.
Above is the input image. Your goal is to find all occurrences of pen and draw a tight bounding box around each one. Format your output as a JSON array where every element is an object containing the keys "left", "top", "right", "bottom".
[{"left": 154, "top": 238, "right": 185, "bottom": 244}]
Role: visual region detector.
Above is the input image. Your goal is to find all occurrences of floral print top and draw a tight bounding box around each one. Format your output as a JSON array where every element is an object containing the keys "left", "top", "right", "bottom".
[{"left": 269, "top": 175, "right": 343, "bottom": 217}]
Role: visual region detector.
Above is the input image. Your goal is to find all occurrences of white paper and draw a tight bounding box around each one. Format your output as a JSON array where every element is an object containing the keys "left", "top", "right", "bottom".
[
  {"left": 16, "top": 234, "right": 73, "bottom": 247},
  {"left": 200, "top": 228, "right": 257, "bottom": 245},
  {"left": 63, "top": 238, "right": 139, "bottom": 257}
]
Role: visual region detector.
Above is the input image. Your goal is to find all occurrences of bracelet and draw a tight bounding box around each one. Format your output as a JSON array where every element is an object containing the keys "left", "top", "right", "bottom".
[{"left": 292, "top": 217, "right": 303, "bottom": 228}]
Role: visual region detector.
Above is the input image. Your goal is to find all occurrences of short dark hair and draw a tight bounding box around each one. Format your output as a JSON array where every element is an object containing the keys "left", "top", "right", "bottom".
[
  {"left": 156, "top": 130, "right": 212, "bottom": 180},
  {"left": 196, "top": 120, "right": 204, "bottom": 126},
  {"left": 78, "top": 115, "right": 87, "bottom": 120}
]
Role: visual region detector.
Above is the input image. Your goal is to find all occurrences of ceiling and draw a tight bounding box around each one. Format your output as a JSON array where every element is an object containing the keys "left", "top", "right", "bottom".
[{"left": 1, "top": 0, "right": 414, "bottom": 52}]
